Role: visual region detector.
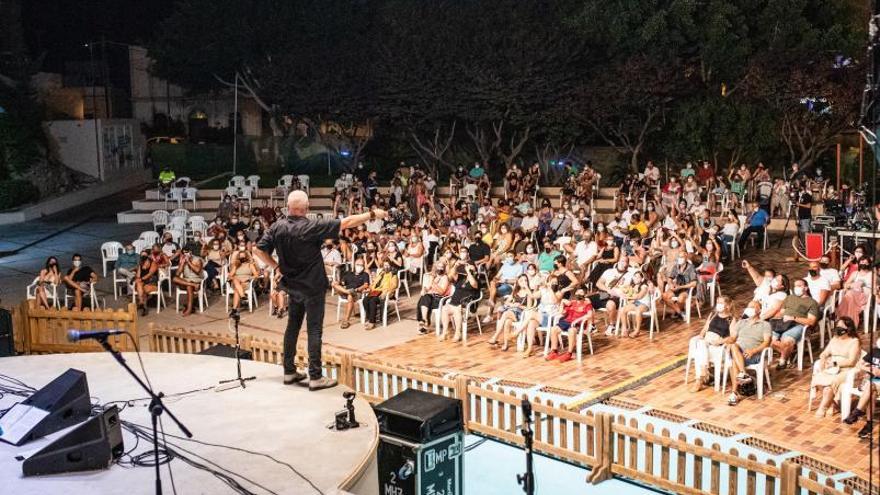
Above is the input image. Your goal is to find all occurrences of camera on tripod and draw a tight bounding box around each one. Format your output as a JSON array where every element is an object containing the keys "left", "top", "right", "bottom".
[{"left": 334, "top": 391, "right": 360, "bottom": 431}]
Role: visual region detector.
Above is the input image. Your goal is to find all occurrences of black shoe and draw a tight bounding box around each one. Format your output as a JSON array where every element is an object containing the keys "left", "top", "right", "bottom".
[
  {"left": 858, "top": 421, "right": 873, "bottom": 439},
  {"left": 844, "top": 408, "right": 865, "bottom": 425},
  {"left": 283, "top": 372, "right": 307, "bottom": 385}
]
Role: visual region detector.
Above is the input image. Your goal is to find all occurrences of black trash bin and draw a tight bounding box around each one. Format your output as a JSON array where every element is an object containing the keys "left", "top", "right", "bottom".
[{"left": 374, "top": 389, "right": 464, "bottom": 495}]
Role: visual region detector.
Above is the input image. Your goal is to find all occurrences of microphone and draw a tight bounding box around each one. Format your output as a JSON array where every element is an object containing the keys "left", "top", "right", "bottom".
[{"left": 67, "top": 329, "right": 126, "bottom": 342}]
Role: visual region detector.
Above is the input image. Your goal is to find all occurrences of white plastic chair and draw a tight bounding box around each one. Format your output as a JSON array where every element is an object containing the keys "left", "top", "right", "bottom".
[
  {"left": 112, "top": 269, "right": 130, "bottom": 300},
  {"left": 617, "top": 289, "right": 661, "bottom": 339},
  {"left": 360, "top": 283, "right": 402, "bottom": 328},
  {"left": 460, "top": 293, "right": 484, "bottom": 345},
  {"left": 132, "top": 239, "right": 148, "bottom": 254},
  {"left": 246, "top": 175, "right": 260, "bottom": 189},
  {"left": 152, "top": 210, "right": 169, "bottom": 231},
  {"left": 176, "top": 176, "right": 192, "bottom": 188},
  {"left": 396, "top": 268, "right": 412, "bottom": 299},
  {"left": 175, "top": 271, "right": 209, "bottom": 313},
  {"left": 722, "top": 347, "right": 773, "bottom": 400},
  {"left": 297, "top": 175, "right": 310, "bottom": 194},
  {"left": 706, "top": 263, "right": 723, "bottom": 307},
  {"left": 433, "top": 293, "right": 453, "bottom": 337},
  {"left": 224, "top": 186, "right": 239, "bottom": 199},
  {"left": 64, "top": 282, "right": 98, "bottom": 311},
  {"left": 229, "top": 175, "right": 246, "bottom": 188},
  {"left": 100, "top": 241, "right": 123, "bottom": 277},
  {"left": 188, "top": 218, "right": 208, "bottom": 239},
  {"left": 182, "top": 187, "right": 198, "bottom": 209},
  {"left": 239, "top": 185, "right": 254, "bottom": 207},
  {"left": 26, "top": 277, "right": 60, "bottom": 309},
  {"left": 164, "top": 188, "right": 183, "bottom": 209},
  {"left": 132, "top": 268, "right": 168, "bottom": 314},
  {"left": 684, "top": 337, "right": 726, "bottom": 392},
  {"left": 225, "top": 277, "right": 257, "bottom": 313},
  {"left": 336, "top": 292, "right": 365, "bottom": 324},
  {"left": 170, "top": 208, "right": 189, "bottom": 221},
  {"left": 168, "top": 216, "right": 187, "bottom": 234},
  {"left": 278, "top": 175, "right": 294, "bottom": 188},
  {"left": 839, "top": 351, "right": 873, "bottom": 422},
  {"left": 796, "top": 325, "right": 815, "bottom": 371},
  {"left": 139, "top": 231, "right": 160, "bottom": 247},
  {"left": 168, "top": 229, "right": 185, "bottom": 246}
]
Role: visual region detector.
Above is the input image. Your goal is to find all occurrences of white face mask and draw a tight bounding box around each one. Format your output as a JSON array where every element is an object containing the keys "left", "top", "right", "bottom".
[
  {"left": 670, "top": 241, "right": 679, "bottom": 248},
  {"left": 743, "top": 307, "right": 756, "bottom": 318},
  {"left": 73, "top": 260, "right": 82, "bottom": 268},
  {"left": 715, "top": 303, "right": 725, "bottom": 313},
  {"left": 793, "top": 286, "right": 804, "bottom": 297},
  {"left": 526, "top": 246, "right": 534, "bottom": 254},
  {"left": 676, "top": 257, "right": 685, "bottom": 265},
  {"left": 355, "top": 265, "right": 364, "bottom": 274},
  {"left": 597, "top": 225, "right": 605, "bottom": 232}
]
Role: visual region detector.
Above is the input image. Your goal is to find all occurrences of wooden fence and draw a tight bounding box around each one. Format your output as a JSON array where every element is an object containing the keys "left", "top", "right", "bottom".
[
  {"left": 32, "top": 323, "right": 872, "bottom": 495},
  {"left": 15, "top": 300, "right": 138, "bottom": 354}
]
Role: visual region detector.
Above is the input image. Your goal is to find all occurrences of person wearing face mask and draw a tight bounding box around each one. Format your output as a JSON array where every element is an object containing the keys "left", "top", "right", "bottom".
[
  {"left": 741, "top": 260, "right": 777, "bottom": 305},
  {"left": 817, "top": 255, "right": 841, "bottom": 290},
  {"left": 737, "top": 203, "right": 769, "bottom": 254},
  {"left": 36, "top": 256, "right": 63, "bottom": 309},
  {"left": 725, "top": 300, "right": 772, "bottom": 406},
  {"left": 321, "top": 240, "right": 343, "bottom": 280},
  {"left": 592, "top": 258, "right": 633, "bottom": 335},
  {"left": 362, "top": 262, "right": 399, "bottom": 330},
  {"left": 468, "top": 234, "right": 492, "bottom": 269},
  {"left": 545, "top": 288, "right": 594, "bottom": 362},
  {"left": 383, "top": 241, "right": 405, "bottom": 272},
  {"left": 229, "top": 247, "right": 258, "bottom": 312},
  {"left": 536, "top": 241, "right": 561, "bottom": 273},
  {"left": 660, "top": 255, "right": 697, "bottom": 321},
  {"left": 843, "top": 334, "right": 880, "bottom": 437},
  {"left": 771, "top": 279, "right": 819, "bottom": 369},
  {"left": 483, "top": 253, "right": 525, "bottom": 323},
  {"left": 841, "top": 245, "right": 868, "bottom": 280},
  {"left": 331, "top": 261, "right": 371, "bottom": 328},
  {"left": 804, "top": 261, "right": 831, "bottom": 307},
  {"left": 173, "top": 249, "right": 205, "bottom": 316},
  {"left": 133, "top": 251, "right": 158, "bottom": 316},
  {"left": 836, "top": 257, "right": 873, "bottom": 328},
  {"left": 810, "top": 317, "right": 861, "bottom": 418},
  {"left": 416, "top": 262, "right": 451, "bottom": 333},
  {"left": 404, "top": 236, "right": 426, "bottom": 274},
  {"left": 617, "top": 270, "right": 652, "bottom": 338},
  {"left": 688, "top": 296, "right": 737, "bottom": 392},
  {"left": 115, "top": 246, "right": 139, "bottom": 292},
  {"left": 62, "top": 253, "right": 98, "bottom": 311}
]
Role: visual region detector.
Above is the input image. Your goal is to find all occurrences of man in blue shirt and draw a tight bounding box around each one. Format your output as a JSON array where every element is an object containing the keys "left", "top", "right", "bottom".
[
  {"left": 738, "top": 204, "right": 769, "bottom": 253},
  {"left": 483, "top": 254, "right": 525, "bottom": 323}
]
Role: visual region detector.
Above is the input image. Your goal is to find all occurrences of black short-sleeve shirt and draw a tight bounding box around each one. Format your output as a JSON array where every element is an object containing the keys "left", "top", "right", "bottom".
[
  {"left": 257, "top": 216, "right": 341, "bottom": 297},
  {"left": 341, "top": 271, "right": 370, "bottom": 291},
  {"left": 468, "top": 241, "right": 491, "bottom": 264}
]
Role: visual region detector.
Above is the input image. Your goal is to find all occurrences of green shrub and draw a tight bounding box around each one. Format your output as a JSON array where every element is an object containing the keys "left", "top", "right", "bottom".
[{"left": 0, "top": 179, "right": 40, "bottom": 210}]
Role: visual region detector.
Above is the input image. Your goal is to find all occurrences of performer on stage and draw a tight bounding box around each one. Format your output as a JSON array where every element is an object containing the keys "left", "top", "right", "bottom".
[{"left": 255, "top": 190, "right": 387, "bottom": 391}]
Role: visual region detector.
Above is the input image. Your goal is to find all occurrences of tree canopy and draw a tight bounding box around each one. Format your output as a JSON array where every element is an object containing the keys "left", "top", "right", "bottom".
[{"left": 150, "top": 0, "right": 867, "bottom": 175}]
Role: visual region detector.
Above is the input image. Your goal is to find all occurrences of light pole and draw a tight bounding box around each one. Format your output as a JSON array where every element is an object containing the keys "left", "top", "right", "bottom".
[{"left": 233, "top": 72, "right": 238, "bottom": 176}]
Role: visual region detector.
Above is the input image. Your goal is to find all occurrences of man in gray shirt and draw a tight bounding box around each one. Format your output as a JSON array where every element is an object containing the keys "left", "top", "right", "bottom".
[{"left": 727, "top": 300, "right": 772, "bottom": 405}]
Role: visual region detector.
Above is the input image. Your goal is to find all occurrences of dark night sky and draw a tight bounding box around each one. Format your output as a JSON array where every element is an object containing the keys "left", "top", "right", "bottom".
[{"left": 22, "top": 0, "right": 178, "bottom": 70}]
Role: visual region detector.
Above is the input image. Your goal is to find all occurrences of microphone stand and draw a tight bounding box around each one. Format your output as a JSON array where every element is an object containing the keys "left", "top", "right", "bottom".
[
  {"left": 95, "top": 336, "right": 192, "bottom": 495},
  {"left": 217, "top": 309, "right": 256, "bottom": 390},
  {"left": 516, "top": 399, "right": 535, "bottom": 495}
]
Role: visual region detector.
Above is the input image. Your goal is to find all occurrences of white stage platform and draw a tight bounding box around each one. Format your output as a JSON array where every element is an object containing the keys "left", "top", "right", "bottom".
[{"left": 0, "top": 352, "right": 378, "bottom": 495}]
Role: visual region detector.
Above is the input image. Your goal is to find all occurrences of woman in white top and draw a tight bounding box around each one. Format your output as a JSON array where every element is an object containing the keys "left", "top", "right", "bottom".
[{"left": 518, "top": 278, "right": 560, "bottom": 357}]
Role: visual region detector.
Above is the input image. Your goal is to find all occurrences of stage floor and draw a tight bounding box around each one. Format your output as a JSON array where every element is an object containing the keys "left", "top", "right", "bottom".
[{"left": 0, "top": 353, "right": 378, "bottom": 495}]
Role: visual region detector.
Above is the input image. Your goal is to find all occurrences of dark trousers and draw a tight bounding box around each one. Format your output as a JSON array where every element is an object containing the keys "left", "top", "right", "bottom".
[
  {"left": 417, "top": 294, "right": 441, "bottom": 323},
  {"left": 363, "top": 295, "right": 383, "bottom": 323},
  {"left": 738, "top": 226, "right": 765, "bottom": 250},
  {"left": 284, "top": 292, "right": 325, "bottom": 380}
]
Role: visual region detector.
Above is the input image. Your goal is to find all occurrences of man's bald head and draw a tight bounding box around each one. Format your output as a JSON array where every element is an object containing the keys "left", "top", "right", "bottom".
[{"left": 287, "top": 190, "right": 309, "bottom": 216}]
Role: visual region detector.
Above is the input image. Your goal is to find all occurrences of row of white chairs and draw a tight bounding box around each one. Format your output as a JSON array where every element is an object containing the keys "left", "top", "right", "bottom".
[
  {"left": 164, "top": 187, "right": 198, "bottom": 209},
  {"left": 26, "top": 279, "right": 100, "bottom": 311}
]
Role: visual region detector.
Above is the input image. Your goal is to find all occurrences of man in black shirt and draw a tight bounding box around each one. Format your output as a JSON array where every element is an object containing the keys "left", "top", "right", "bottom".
[
  {"left": 468, "top": 235, "right": 491, "bottom": 269},
  {"left": 255, "top": 190, "right": 386, "bottom": 391},
  {"left": 62, "top": 253, "right": 98, "bottom": 311},
  {"left": 331, "top": 260, "right": 371, "bottom": 329},
  {"left": 796, "top": 184, "right": 812, "bottom": 243}
]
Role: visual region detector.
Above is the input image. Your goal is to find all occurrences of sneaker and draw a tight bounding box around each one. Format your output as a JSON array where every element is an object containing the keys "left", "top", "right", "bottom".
[
  {"left": 308, "top": 376, "right": 338, "bottom": 391},
  {"left": 557, "top": 352, "right": 573, "bottom": 363},
  {"left": 481, "top": 314, "right": 494, "bottom": 324},
  {"left": 545, "top": 351, "right": 559, "bottom": 361},
  {"left": 858, "top": 422, "right": 873, "bottom": 439},
  {"left": 844, "top": 409, "right": 865, "bottom": 425},
  {"left": 727, "top": 393, "right": 739, "bottom": 406},
  {"left": 604, "top": 325, "right": 615, "bottom": 336},
  {"left": 283, "top": 372, "right": 307, "bottom": 385}
]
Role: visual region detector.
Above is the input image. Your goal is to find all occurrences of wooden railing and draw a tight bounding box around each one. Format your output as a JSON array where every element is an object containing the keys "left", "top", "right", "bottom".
[
  {"left": 121, "top": 325, "right": 880, "bottom": 495},
  {"left": 16, "top": 300, "right": 138, "bottom": 354}
]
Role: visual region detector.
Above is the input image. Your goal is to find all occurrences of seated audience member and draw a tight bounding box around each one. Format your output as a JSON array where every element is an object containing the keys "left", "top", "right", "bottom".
[
  {"left": 229, "top": 247, "right": 258, "bottom": 311},
  {"left": 545, "top": 288, "right": 594, "bottom": 362},
  {"left": 771, "top": 278, "right": 818, "bottom": 369},
  {"left": 660, "top": 255, "right": 697, "bottom": 321},
  {"left": 403, "top": 235, "right": 426, "bottom": 274},
  {"left": 269, "top": 268, "right": 287, "bottom": 319},
  {"left": 201, "top": 238, "right": 228, "bottom": 291},
  {"left": 811, "top": 317, "right": 861, "bottom": 418},
  {"left": 836, "top": 258, "right": 873, "bottom": 327},
  {"left": 591, "top": 259, "right": 632, "bottom": 335},
  {"left": 35, "top": 256, "right": 62, "bottom": 309},
  {"left": 134, "top": 252, "right": 159, "bottom": 316},
  {"left": 332, "top": 260, "right": 371, "bottom": 329},
  {"left": 440, "top": 260, "right": 480, "bottom": 341},
  {"left": 804, "top": 260, "right": 831, "bottom": 308},
  {"left": 483, "top": 254, "right": 524, "bottom": 321},
  {"left": 321, "top": 240, "right": 343, "bottom": 281},
  {"left": 63, "top": 253, "right": 98, "bottom": 311},
  {"left": 362, "top": 261, "right": 399, "bottom": 330},
  {"left": 726, "top": 300, "right": 772, "bottom": 406},
  {"left": 416, "top": 262, "right": 451, "bottom": 333},
  {"left": 737, "top": 203, "right": 769, "bottom": 253},
  {"left": 618, "top": 270, "right": 652, "bottom": 337},
  {"left": 488, "top": 275, "right": 535, "bottom": 351},
  {"left": 818, "top": 254, "right": 841, "bottom": 290},
  {"left": 689, "top": 296, "right": 737, "bottom": 392},
  {"left": 843, "top": 336, "right": 880, "bottom": 438},
  {"left": 173, "top": 248, "right": 205, "bottom": 316},
  {"left": 115, "top": 245, "right": 139, "bottom": 290}
]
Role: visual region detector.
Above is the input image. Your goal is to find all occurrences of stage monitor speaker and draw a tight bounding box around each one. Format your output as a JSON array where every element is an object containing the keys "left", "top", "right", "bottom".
[
  {"left": 13, "top": 369, "right": 92, "bottom": 446},
  {"left": 22, "top": 405, "right": 124, "bottom": 477},
  {"left": 197, "top": 344, "right": 252, "bottom": 360}
]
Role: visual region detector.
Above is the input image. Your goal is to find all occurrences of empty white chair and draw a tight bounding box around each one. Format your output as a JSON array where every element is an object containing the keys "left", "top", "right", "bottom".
[
  {"left": 170, "top": 208, "right": 189, "bottom": 221},
  {"left": 189, "top": 218, "right": 208, "bottom": 238},
  {"left": 152, "top": 210, "right": 169, "bottom": 231},
  {"left": 168, "top": 217, "right": 187, "bottom": 237},
  {"left": 297, "top": 175, "right": 310, "bottom": 194},
  {"left": 182, "top": 187, "right": 198, "bottom": 209},
  {"left": 175, "top": 271, "right": 209, "bottom": 313},
  {"left": 176, "top": 176, "right": 192, "bottom": 188},
  {"left": 229, "top": 175, "right": 246, "bottom": 188},
  {"left": 100, "top": 241, "right": 124, "bottom": 277},
  {"left": 164, "top": 188, "right": 183, "bottom": 209},
  {"left": 168, "top": 229, "right": 185, "bottom": 246},
  {"left": 278, "top": 175, "right": 294, "bottom": 188},
  {"left": 139, "top": 231, "right": 160, "bottom": 247},
  {"left": 246, "top": 175, "right": 260, "bottom": 189},
  {"left": 239, "top": 185, "right": 254, "bottom": 207},
  {"left": 224, "top": 186, "right": 239, "bottom": 199}
]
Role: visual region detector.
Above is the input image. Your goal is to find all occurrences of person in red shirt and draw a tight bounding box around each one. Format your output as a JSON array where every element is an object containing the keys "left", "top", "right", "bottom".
[
  {"left": 696, "top": 161, "right": 715, "bottom": 188},
  {"left": 546, "top": 289, "right": 594, "bottom": 362}
]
